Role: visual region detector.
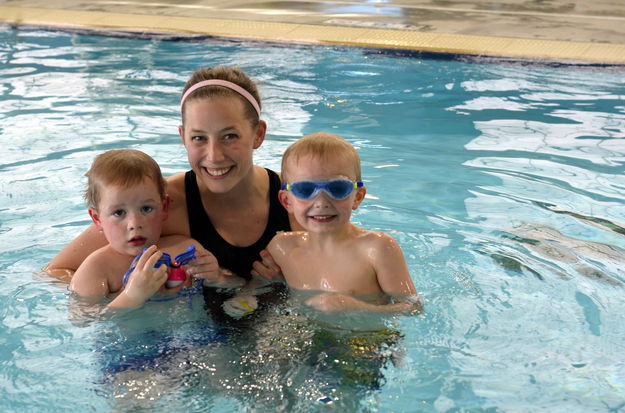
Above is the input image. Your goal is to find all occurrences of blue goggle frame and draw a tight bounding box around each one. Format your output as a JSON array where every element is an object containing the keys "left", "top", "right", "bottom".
[
  {"left": 122, "top": 244, "right": 196, "bottom": 286},
  {"left": 281, "top": 179, "right": 363, "bottom": 200}
]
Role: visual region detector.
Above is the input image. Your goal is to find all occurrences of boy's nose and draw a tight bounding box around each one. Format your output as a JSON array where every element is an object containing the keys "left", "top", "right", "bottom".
[
  {"left": 127, "top": 212, "right": 144, "bottom": 230},
  {"left": 312, "top": 191, "right": 333, "bottom": 205}
]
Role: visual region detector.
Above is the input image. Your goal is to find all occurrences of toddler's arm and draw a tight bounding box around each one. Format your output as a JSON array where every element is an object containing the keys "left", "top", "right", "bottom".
[{"left": 70, "top": 250, "right": 113, "bottom": 298}]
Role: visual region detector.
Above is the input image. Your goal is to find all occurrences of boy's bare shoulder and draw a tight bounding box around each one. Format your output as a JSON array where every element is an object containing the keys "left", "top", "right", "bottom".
[
  {"left": 354, "top": 228, "right": 403, "bottom": 255},
  {"left": 356, "top": 227, "right": 397, "bottom": 244},
  {"left": 79, "top": 245, "right": 121, "bottom": 273},
  {"left": 268, "top": 231, "right": 306, "bottom": 253},
  {"left": 274, "top": 230, "right": 307, "bottom": 243}
]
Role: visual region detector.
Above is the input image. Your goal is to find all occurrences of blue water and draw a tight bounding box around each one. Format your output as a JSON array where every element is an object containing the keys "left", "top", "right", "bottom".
[{"left": 1, "top": 26, "right": 625, "bottom": 412}]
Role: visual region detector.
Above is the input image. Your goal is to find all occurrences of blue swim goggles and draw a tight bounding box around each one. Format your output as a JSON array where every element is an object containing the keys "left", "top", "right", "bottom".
[
  {"left": 281, "top": 179, "right": 363, "bottom": 200},
  {"left": 121, "top": 245, "right": 203, "bottom": 308},
  {"left": 122, "top": 244, "right": 197, "bottom": 286}
]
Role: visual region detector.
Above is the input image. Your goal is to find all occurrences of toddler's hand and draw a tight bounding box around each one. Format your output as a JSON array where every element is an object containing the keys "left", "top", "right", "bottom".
[
  {"left": 185, "top": 247, "right": 246, "bottom": 288},
  {"left": 113, "top": 245, "right": 167, "bottom": 308}
]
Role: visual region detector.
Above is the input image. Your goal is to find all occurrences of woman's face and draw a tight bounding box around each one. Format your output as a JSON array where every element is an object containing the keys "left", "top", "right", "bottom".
[{"left": 179, "top": 96, "right": 265, "bottom": 195}]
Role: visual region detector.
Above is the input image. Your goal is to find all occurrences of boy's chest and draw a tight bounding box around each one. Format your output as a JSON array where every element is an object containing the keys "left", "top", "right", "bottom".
[
  {"left": 282, "top": 248, "right": 380, "bottom": 295},
  {"left": 106, "top": 258, "right": 135, "bottom": 295}
]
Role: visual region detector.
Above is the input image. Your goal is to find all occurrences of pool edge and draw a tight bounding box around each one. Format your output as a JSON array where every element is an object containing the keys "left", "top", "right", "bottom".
[{"left": 1, "top": 6, "right": 625, "bottom": 65}]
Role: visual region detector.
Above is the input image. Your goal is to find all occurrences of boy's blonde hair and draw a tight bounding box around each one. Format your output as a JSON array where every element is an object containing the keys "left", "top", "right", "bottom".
[
  {"left": 85, "top": 149, "right": 166, "bottom": 209},
  {"left": 281, "top": 132, "right": 362, "bottom": 183},
  {"left": 181, "top": 66, "right": 261, "bottom": 126}
]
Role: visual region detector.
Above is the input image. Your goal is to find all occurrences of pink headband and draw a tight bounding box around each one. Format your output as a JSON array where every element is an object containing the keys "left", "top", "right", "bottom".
[{"left": 179, "top": 79, "right": 261, "bottom": 117}]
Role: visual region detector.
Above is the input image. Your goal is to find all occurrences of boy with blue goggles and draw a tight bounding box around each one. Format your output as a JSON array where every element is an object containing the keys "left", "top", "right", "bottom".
[{"left": 263, "top": 132, "right": 422, "bottom": 315}]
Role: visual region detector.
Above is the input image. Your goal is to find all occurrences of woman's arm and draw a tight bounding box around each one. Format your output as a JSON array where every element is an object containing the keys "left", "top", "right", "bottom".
[{"left": 44, "top": 224, "right": 107, "bottom": 278}]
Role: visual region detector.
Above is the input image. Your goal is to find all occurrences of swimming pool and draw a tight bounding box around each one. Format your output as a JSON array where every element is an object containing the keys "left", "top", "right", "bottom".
[{"left": 1, "top": 25, "right": 624, "bottom": 411}]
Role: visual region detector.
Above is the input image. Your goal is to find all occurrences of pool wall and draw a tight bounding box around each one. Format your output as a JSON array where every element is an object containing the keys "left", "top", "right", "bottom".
[{"left": 1, "top": 3, "right": 625, "bottom": 65}]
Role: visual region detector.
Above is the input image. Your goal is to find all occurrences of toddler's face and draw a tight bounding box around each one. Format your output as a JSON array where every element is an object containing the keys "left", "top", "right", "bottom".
[{"left": 90, "top": 177, "right": 167, "bottom": 256}]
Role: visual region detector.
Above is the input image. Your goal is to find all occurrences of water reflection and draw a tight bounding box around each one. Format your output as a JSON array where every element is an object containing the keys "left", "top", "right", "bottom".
[{"left": 100, "top": 304, "right": 406, "bottom": 412}]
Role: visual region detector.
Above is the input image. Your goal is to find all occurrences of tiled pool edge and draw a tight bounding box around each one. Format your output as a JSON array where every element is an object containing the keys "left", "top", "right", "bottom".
[{"left": 1, "top": 6, "right": 625, "bottom": 65}]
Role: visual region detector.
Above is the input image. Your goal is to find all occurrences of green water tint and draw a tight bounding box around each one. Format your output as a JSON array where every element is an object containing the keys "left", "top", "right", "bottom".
[{"left": 308, "top": 327, "right": 403, "bottom": 389}]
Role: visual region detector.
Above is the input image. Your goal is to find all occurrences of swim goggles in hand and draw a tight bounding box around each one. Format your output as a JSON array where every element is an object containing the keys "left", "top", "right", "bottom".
[
  {"left": 281, "top": 179, "right": 363, "bottom": 200},
  {"left": 122, "top": 244, "right": 197, "bottom": 286}
]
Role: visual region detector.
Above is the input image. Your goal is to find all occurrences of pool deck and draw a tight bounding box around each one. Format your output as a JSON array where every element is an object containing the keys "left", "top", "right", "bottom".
[{"left": 1, "top": 0, "right": 624, "bottom": 64}]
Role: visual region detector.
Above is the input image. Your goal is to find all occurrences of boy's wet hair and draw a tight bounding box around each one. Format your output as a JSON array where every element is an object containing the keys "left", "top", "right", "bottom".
[
  {"left": 181, "top": 66, "right": 261, "bottom": 126},
  {"left": 281, "top": 132, "right": 362, "bottom": 183},
  {"left": 85, "top": 149, "right": 166, "bottom": 209}
]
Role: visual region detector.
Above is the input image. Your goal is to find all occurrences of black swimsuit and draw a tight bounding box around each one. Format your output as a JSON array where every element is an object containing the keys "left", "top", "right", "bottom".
[
  {"left": 184, "top": 168, "right": 290, "bottom": 323},
  {"left": 184, "top": 168, "right": 290, "bottom": 277}
]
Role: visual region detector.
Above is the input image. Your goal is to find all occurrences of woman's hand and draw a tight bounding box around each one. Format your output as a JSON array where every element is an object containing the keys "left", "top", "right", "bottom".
[
  {"left": 183, "top": 246, "right": 221, "bottom": 281},
  {"left": 109, "top": 246, "right": 167, "bottom": 308},
  {"left": 185, "top": 246, "right": 245, "bottom": 288}
]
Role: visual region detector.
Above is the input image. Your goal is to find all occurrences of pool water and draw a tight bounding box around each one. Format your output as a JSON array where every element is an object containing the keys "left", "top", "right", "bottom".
[{"left": 1, "top": 26, "right": 625, "bottom": 412}]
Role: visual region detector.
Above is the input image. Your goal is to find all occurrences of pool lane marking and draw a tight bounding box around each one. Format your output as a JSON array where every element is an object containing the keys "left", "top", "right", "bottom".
[{"left": 1, "top": 6, "right": 624, "bottom": 64}]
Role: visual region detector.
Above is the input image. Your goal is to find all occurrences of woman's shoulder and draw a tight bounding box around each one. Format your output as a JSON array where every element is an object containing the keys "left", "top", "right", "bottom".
[
  {"left": 158, "top": 235, "right": 202, "bottom": 256},
  {"left": 166, "top": 171, "right": 187, "bottom": 195},
  {"left": 163, "top": 172, "right": 191, "bottom": 237}
]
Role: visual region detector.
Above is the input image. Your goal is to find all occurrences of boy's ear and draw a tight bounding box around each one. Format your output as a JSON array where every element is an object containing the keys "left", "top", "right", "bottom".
[
  {"left": 252, "top": 120, "right": 267, "bottom": 149},
  {"left": 278, "top": 190, "right": 293, "bottom": 212},
  {"left": 352, "top": 185, "right": 366, "bottom": 210},
  {"left": 88, "top": 208, "right": 103, "bottom": 230}
]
